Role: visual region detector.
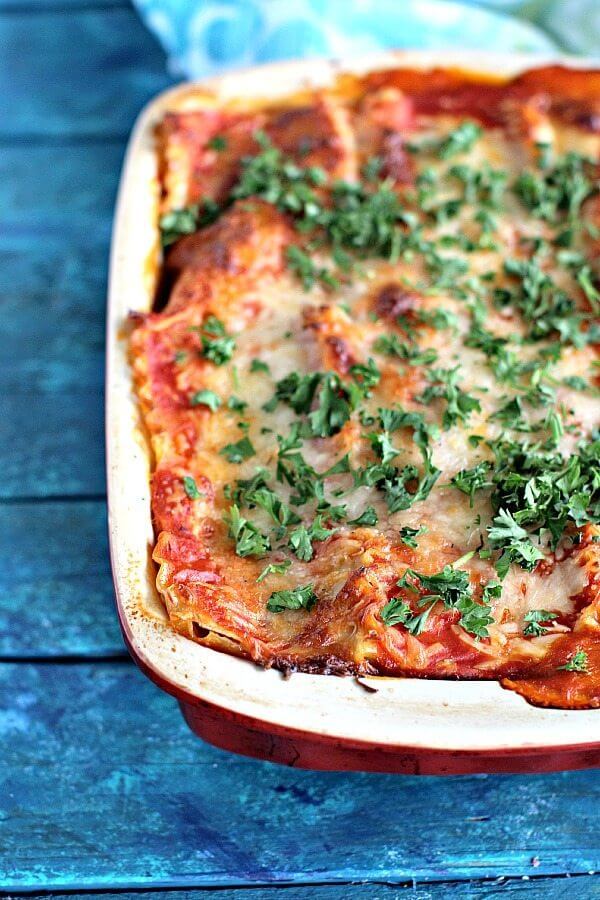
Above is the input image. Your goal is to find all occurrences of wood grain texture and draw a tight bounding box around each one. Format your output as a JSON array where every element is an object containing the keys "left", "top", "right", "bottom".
[
  {"left": 12, "top": 881, "right": 600, "bottom": 899},
  {"left": 0, "top": 7, "right": 173, "bottom": 137},
  {"left": 0, "top": 145, "right": 122, "bottom": 496},
  {"left": 2, "top": 661, "right": 600, "bottom": 890},
  {"left": 0, "top": 395, "right": 105, "bottom": 497},
  {"left": 0, "top": 501, "right": 123, "bottom": 656},
  {"left": 1, "top": 0, "right": 599, "bottom": 889}
]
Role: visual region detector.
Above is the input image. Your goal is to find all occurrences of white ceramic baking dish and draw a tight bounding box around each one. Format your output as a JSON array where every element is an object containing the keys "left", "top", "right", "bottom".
[{"left": 106, "top": 50, "right": 600, "bottom": 773}]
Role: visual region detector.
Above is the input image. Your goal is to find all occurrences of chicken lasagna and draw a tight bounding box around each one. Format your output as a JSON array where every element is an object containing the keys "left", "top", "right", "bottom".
[{"left": 131, "top": 63, "right": 600, "bottom": 708}]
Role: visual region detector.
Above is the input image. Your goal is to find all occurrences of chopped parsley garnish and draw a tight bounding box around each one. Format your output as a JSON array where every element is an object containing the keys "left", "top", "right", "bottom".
[
  {"left": 557, "top": 649, "right": 590, "bottom": 673},
  {"left": 162, "top": 118, "right": 600, "bottom": 623},
  {"left": 451, "top": 462, "right": 492, "bottom": 506},
  {"left": 288, "top": 515, "right": 335, "bottom": 561},
  {"left": 199, "top": 316, "right": 236, "bottom": 365},
  {"left": 355, "top": 407, "right": 440, "bottom": 513},
  {"left": 267, "top": 584, "right": 318, "bottom": 613},
  {"left": 271, "top": 371, "right": 321, "bottom": 415},
  {"left": 308, "top": 372, "right": 361, "bottom": 438},
  {"left": 349, "top": 506, "right": 379, "bottom": 527},
  {"left": 417, "top": 367, "right": 481, "bottom": 430},
  {"left": 488, "top": 508, "right": 545, "bottom": 578},
  {"left": 408, "top": 121, "right": 482, "bottom": 160},
  {"left": 250, "top": 359, "right": 271, "bottom": 374},
  {"left": 373, "top": 333, "right": 438, "bottom": 366},
  {"left": 514, "top": 152, "right": 595, "bottom": 225},
  {"left": 349, "top": 358, "right": 381, "bottom": 392},
  {"left": 233, "top": 131, "right": 326, "bottom": 222},
  {"left": 486, "top": 437, "right": 600, "bottom": 573},
  {"left": 417, "top": 308, "right": 460, "bottom": 331},
  {"left": 182, "top": 476, "right": 204, "bottom": 500},
  {"left": 286, "top": 246, "right": 338, "bottom": 291},
  {"left": 256, "top": 559, "right": 292, "bottom": 583},
  {"left": 207, "top": 135, "right": 227, "bottom": 151},
  {"left": 159, "top": 200, "right": 220, "bottom": 247},
  {"left": 219, "top": 436, "right": 256, "bottom": 463},
  {"left": 224, "top": 505, "right": 270, "bottom": 557},
  {"left": 523, "top": 609, "right": 559, "bottom": 637},
  {"left": 489, "top": 396, "right": 531, "bottom": 432},
  {"left": 227, "top": 395, "right": 248, "bottom": 412},
  {"left": 380, "top": 597, "right": 414, "bottom": 628},
  {"left": 499, "top": 255, "right": 596, "bottom": 347},
  {"left": 190, "top": 389, "right": 221, "bottom": 411},
  {"left": 245, "top": 485, "right": 301, "bottom": 528},
  {"left": 398, "top": 525, "right": 427, "bottom": 548},
  {"left": 437, "top": 122, "right": 482, "bottom": 159},
  {"left": 381, "top": 552, "right": 494, "bottom": 638}
]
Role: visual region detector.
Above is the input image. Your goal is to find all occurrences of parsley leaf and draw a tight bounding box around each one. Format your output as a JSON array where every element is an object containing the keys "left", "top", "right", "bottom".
[
  {"left": 227, "top": 396, "right": 248, "bottom": 412},
  {"left": 373, "top": 333, "right": 438, "bottom": 366},
  {"left": 199, "top": 316, "right": 236, "bottom": 365},
  {"left": 272, "top": 371, "right": 321, "bottom": 415},
  {"left": 207, "top": 135, "right": 227, "bottom": 151},
  {"left": 250, "top": 359, "right": 271, "bottom": 374},
  {"left": 245, "top": 486, "right": 301, "bottom": 528},
  {"left": 514, "top": 152, "right": 595, "bottom": 224},
  {"left": 418, "top": 367, "right": 481, "bottom": 430},
  {"left": 219, "top": 436, "right": 256, "bottom": 463},
  {"left": 420, "top": 566, "right": 493, "bottom": 638},
  {"left": 288, "top": 515, "right": 335, "bottom": 561},
  {"left": 488, "top": 437, "right": 600, "bottom": 564},
  {"left": 182, "top": 476, "right": 204, "bottom": 500},
  {"left": 267, "top": 584, "right": 318, "bottom": 613},
  {"left": 190, "top": 389, "right": 221, "bottom": 411},
  {"left": 349, "top": 506, "right": 379, "bottom": 527},
  {"left": 349, "top": 358, "right": 381, "bottom": 392},
  {"left": 256, "top": 559, "right": 292, "bottom": 583},
  {"left": 488, "top": 508, "right": 545, "bottom": 577},
  {"left": 286, "top": 246, "right": 338, "bottom": 290},
  {"left": 438, "top": 122, "right": 482, "bottom": 159},
  {"left": 451, "top": 461, "right": 492, "bottom": 506},
  {"left": 224, "top": 505, "right": 270, "bottom": 557},
  {"left": 159, "top": 200, "right": 220, "bottom": 247},
  {"left": 382, "top": 554, "right": 494, "bottom": 638},
  {"left": 308, "top": 373, "right": 360, "bottom": 437},
  {"left": 523, "top": 609, "right": 559, "bottom": 637},
  {"left": 557, "top": 649, "right": 589, "bottom": 673},
  {"left": 380, "top": 597, "right": 413, "bottom": 627},
  {"left": 408, "top": 121, "right": 482, "bottom": 160},
  {"left": 399, "top": 525, "right": 427, "bottom": 548}
]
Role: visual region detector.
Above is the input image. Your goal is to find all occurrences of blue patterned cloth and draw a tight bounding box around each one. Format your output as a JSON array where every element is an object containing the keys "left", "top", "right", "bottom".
[{"left": 132, "top": 0, "right": 595, "bottom": 80}]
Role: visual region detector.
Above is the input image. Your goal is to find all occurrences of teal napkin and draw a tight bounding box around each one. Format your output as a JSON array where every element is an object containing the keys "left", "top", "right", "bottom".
[
  {"left": 134, "top": 0, "right": 560, "bottom": 78},
  {"left": 132, "top": 0, "right": 594, "bottom": 79}
]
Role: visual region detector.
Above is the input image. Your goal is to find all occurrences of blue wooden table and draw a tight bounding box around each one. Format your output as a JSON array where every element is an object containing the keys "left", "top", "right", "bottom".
[{"left": 1, "top": 2, "right": 600, "bottom": 896}]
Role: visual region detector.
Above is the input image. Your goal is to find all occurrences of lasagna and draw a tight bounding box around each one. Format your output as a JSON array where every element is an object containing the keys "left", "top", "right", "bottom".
[{"left": 131, "top": 64, "right": 600, "bottom": 709}]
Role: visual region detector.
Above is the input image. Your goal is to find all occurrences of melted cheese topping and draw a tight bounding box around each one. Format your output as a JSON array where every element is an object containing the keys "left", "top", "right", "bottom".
[{"left": 133, "top": 65, "right": 600, "bottom": 706}]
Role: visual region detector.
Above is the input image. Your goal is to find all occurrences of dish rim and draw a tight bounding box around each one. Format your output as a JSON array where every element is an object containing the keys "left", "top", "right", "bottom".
[{"left": 106, "top": 49, "right": 600, "bottom": 772}]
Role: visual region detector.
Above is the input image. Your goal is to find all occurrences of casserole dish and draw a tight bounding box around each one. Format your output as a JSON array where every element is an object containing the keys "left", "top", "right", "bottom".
[{"left": 107, "top": 50, "right": 600, "bottom": 773}]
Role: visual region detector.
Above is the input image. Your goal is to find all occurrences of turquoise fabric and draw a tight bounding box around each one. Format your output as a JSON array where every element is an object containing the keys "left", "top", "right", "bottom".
[{"left": 132, "top": 0, "right": 596, "bottom": 80}]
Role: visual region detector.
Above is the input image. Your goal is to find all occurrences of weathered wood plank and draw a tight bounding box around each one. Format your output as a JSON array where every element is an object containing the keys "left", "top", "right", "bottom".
[
  {"left": 0, "top": 233, "right": 107, "bottom": 495},
  {"left": 1, "top": 143, "right": 123, "bottom": 233},
  {"left": 0, "top": 7, "right": 173, "bottom": 138},
  {"left": 0, "top": 145, "right": 123, "bottom": 496},
  {"left": 1, "top": 661, "right": 600, "bottom": 890},
  {"left": 0, "top": 501, "right": 123, "bottom": 655},
  {"left": 11, "top": 880, "right": 600, "bottom": 899},
  {"left": 0, "top": 394, "right": 105, "bottom": 497}
]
